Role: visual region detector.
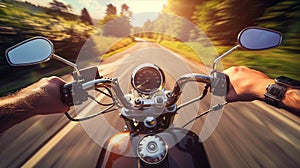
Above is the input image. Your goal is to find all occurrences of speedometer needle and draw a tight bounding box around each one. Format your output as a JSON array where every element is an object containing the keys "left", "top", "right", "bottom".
[{"left": 137, "top": 80, "right": 150, "bottom": 88}]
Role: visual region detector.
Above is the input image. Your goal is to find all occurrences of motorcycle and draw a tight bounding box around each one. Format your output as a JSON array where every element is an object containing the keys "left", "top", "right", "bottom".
[{"left": 5, "top": 24, "right": 281, "bottom": 167}]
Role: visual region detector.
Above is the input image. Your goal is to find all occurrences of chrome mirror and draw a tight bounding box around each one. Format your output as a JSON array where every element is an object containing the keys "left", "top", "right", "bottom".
[
  {"left": 5, "top": 37, "right": 54, "bottom": 66},
  {"left": 238, "top": 27, "right": 282, "bottom": 50}
]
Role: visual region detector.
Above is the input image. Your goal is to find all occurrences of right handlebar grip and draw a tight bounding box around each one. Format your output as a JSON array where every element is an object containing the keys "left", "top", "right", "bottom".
[{"left": 211, "top": 72, "right": 229, "bottom": 97}]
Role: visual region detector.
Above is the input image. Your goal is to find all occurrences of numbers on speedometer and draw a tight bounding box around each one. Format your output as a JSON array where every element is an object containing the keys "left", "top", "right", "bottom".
[{"left": 131, "top": 63, "right": 165, "bottom": 95}]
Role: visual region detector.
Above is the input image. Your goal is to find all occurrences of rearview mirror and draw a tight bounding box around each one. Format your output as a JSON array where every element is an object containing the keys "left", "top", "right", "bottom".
[
  {"left": 5, "top": 36, "right": 54, "bottom": 66},
  {"left": 238, "top": 27, "right": 282, "bottom": 50}
]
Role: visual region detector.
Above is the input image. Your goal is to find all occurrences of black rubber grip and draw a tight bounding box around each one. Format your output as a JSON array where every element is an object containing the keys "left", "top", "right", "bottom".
[
  {"left": 211, "top": 72, "right": 229, "bottom": 97},
  {"left": 61, "top": 82, "right": 74, "bottom": 106}
]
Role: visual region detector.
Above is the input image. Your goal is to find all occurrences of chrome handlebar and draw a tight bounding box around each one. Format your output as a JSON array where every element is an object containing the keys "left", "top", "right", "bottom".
[
  {"left": 166, "top": 74, "right": 211, "bottom": 106},
  {"left": 81, "top": 74, "right": 212, "bottom": 109}
]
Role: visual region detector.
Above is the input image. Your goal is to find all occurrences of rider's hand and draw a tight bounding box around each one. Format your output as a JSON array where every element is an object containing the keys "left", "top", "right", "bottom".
[
  {"left": 19, "top": 76, "right": 70, "bottom": 115},
  {"left": 223, "top": 66, "right": 274, "bottom": 102}
]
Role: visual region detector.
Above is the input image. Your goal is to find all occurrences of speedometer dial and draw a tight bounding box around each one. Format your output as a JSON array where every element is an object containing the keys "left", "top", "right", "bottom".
[{"left": 131, "top": 63, "right": 165, "bottom": 95}]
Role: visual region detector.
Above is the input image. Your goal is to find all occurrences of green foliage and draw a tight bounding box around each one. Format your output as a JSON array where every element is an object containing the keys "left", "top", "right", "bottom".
[
  {"left": 0, "top": 1, "right": 94, "bottom": 95},
  {"left": 221, "top": 47, "right": 300, "bottom": 80},
  {"left": 158, "top": 0, "right": 299, "bottom": 80},
  {"left": 192, "top": 0, "right": 273, "bottom": 45},
  {"left": 258, "top": 0, "right": 300, "bottom": 51},
  {"left": 0, "top": 1, "right": 93, "bottom": 40},
  {"left": 49, "top": 0, "right": 73, "bottom": 13}
]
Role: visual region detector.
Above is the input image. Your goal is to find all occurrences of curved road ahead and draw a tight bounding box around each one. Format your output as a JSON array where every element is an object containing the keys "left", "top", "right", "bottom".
[{"left": 0, "top": 42, "right": 299, "bottom": 167}]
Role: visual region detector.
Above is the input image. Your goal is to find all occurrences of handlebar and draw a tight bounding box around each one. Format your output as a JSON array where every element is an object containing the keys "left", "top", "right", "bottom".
[
  {"left": 82, "top": 78, "right": 135, "bottom": 109},
  {"left": 166, "top": 73, "right": 211, "bottom": 106},
  {"left": 61, "top": 72, "right": 228, "bottom": 109}
]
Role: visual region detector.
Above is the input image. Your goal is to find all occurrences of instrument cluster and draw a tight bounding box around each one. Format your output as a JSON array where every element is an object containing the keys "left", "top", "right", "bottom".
[{"left": 131, "top": 63, "right": 165, "bottom": 95}]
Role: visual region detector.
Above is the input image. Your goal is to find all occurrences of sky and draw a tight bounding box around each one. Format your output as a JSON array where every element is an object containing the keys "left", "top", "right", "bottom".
[{"left": 21, "top": 0, "right": 168, "bottom": 21}]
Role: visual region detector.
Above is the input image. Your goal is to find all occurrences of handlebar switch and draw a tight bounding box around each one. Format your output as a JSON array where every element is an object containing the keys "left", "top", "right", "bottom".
[
  {"left": 211, "top": 72, "right": 229, "bottom": 97},
  {"left": 61, "top": 82, "right": 74, "bottom": 106},
  {"left": 61, "top": 82, "right": 88, "bottom": 106}
]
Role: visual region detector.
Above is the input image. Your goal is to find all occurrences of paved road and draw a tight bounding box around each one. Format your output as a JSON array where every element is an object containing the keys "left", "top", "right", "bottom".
[{"left": 0, "top": 42, "right": 299, "bottom": 167}]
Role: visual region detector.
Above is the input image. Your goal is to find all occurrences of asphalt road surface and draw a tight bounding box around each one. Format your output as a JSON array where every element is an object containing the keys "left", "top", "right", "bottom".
[{"left": 1, "top": 41, "right": 299, "bottom": 168}]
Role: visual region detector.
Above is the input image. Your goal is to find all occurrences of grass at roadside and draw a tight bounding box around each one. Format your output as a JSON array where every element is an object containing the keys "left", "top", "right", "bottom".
[
  {"left": 159, "top": 40, "right": 300, "bottom": 80},
  {"left": 102, "top": 42, "right": 137, "bottom": 59}
]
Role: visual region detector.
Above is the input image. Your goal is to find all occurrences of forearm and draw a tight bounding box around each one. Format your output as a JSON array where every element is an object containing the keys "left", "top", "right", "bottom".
[
  {"left": 0, "top": 76, "right": 69, "bottom": 133},
  {"left": 0, "top": 94, "right": 33, "bottom": 133},
  {"left": 223, "top": 66, "right": 300, "bottom": 114}
]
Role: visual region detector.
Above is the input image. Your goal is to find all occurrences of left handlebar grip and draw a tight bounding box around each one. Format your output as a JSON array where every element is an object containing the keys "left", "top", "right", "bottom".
[{"left": 61, "top": 82, "right": 74, "bottom": 106}]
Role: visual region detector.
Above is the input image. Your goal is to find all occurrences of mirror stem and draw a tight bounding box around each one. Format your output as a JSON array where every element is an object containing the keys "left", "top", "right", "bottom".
[
  {"left": 211, "top": 45, "right": 240, "bottom": 74},
  {"left": 52, "top": 54, "right": 81, "bottom": 77}
]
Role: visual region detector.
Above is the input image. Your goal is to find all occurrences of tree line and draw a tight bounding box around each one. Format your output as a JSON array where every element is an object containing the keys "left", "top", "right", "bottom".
[
  {"left": 47, "top": 0, "right": 93, "bottom": 25},
  {"left": 162, "top": 0, "right": 300, "bottom": 50}
]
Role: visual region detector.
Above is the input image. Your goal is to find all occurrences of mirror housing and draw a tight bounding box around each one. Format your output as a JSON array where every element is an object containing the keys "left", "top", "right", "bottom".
[
  {"left": 212, "top": 27, "right": 282, "bottom": 73},
  {"left": 238, "top": 27, "right": 282, "bottom": 50},
  {"left": 5, "top": 36, "right": 54, "bottom": 66}
]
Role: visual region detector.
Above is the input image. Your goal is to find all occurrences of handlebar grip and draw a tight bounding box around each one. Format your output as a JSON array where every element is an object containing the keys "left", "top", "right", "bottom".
[
  {"left": 61, "top": 66, "right": 102, "bottom": 106},
  {"left": 61, "top": 81, "right": 89, "bottom": 106},
  {"left": 61, "top": 82, "right": 74, "bottom": 106},
  {"left": 211, "top": 72, "right": 229, "bottom": 97}
]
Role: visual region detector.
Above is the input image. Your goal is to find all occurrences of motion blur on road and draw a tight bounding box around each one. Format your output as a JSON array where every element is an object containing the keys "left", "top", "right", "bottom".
[{"left": 1, "top": 41, "right": 299, "bottom": 167}]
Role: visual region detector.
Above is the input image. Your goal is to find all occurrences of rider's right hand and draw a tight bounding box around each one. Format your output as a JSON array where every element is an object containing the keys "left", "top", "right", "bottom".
[
  {"left": 223, "top": 66, "right": 300, "bottom": 114},
  {"left": 223, "top": 66, "right": 274, "bottom": 102}
]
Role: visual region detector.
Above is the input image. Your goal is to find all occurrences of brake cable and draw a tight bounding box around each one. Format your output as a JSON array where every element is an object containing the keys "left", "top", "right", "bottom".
[
  {"left": 181, "top": 102, "right": 228, "bottom": 128},
  {"left": 87, "top": 95, "right": 114, "bottom": 106},
  {"left": 65, "top": 104, "right": 118, "bottom": 122},
  {"left": 177, "top": 84, "right": 210, "bottom": 110},
  {"left": 95, "top": 87, "right": 113, "bottom": 98}
]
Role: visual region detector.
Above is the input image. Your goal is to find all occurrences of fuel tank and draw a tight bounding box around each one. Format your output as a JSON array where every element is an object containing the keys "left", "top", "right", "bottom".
[{"left": 96, "top": 128, "right": 210, "bottom": 167}]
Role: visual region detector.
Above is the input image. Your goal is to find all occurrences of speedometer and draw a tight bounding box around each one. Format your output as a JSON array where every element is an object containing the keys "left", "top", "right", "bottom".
[{"left": 131, "top": 63, "right": 165, "bottom": 95}]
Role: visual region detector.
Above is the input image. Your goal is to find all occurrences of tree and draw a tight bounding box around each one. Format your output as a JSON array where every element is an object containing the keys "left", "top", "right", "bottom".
[
  {"left": 49, "top": 0, "right": 72, "bottom": 13},
  {"left": 121, "top": 3, "right": 132, "bottom": 17},
  {"left": 106, "top": 3, "right": 117, "bottom": 15},
  {"left": 80, "top": 8, "right": 93, "bottom": 25},
  {"left": 100, "top": 4, "right": 118, "bottom": 26},
  {"left": 192, "top": 0, "right": 280, "bottom": 45}
]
